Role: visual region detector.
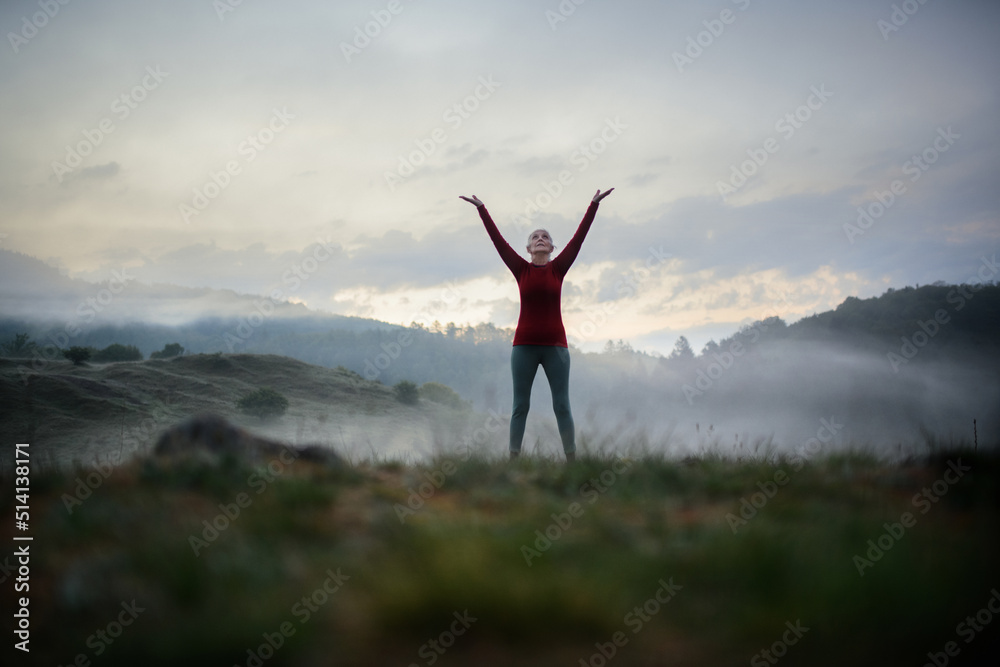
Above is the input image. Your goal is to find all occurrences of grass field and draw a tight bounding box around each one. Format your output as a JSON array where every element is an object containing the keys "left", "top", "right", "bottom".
[{"left": 3, "top": 441, "right": 998, "bottom": 666}]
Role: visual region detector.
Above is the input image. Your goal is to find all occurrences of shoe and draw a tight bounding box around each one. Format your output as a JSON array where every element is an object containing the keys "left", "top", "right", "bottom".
[
  {"left": 566, "top": 452, "right": 575, "bottom": 463},
  {"left": 509, "top": 451, "right": 520, "bottom": 461}
]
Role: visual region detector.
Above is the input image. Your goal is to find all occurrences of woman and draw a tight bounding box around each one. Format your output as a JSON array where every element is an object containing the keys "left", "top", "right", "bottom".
[{"left": 459, "top": 188, "right": 614, "bottom": 462}]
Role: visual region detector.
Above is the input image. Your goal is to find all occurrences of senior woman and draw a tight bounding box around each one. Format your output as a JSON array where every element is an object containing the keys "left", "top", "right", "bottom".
[{"left": 459, "top": 188, "right": 614, "bottom": 462}]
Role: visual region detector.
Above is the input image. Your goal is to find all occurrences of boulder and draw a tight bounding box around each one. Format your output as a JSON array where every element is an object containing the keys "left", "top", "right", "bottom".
[{"left": 153, "top": 413, "right": 342, "bottom": 467}]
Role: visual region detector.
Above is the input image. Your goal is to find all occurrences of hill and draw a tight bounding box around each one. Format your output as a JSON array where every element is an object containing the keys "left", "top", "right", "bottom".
[
  {"left": 768, "top": 283, "right": 1000, "bottom": 354},
  {"left": 2, "top": 277, "right": 998, "bottom": 458},
  {"left": 0, "top": 354, "right": 486, "bottom": 470},
  {"left": 0, "top": 246, "right": 390, "bottom": 334}
]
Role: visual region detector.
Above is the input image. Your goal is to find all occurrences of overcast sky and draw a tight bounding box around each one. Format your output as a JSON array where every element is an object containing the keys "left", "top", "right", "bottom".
[{"left": 2, "top": 0, "right": 998, "bottom": 355}]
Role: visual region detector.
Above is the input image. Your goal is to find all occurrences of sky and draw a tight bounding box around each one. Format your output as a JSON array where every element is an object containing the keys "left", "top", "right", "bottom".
[{"left": 1, "top": 0, "right": 998, "bottom": 355}]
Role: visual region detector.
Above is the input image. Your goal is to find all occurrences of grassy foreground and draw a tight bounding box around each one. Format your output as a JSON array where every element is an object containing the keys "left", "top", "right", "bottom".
[{"left": 3, "top": 445, "right": 999, "bottom": 666}]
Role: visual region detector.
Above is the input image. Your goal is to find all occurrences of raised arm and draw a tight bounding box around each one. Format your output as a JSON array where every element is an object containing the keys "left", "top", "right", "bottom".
[
  {"left": 460, "top": 195, "right": 526, "bottom": 276},
  {"left": 552, "top": 188, "right": 614, "bottom": 275}
]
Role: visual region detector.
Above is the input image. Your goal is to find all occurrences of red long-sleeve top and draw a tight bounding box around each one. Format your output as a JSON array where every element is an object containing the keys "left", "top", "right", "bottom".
[{"left": 478, "top": 201, "right": 599, "bottom": 347}]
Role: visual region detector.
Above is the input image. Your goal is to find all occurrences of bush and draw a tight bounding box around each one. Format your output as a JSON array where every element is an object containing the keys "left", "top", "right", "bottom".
[
  {"left": 150, "top": 343, "right": 185, "bottom": 359},
  {"left": 237, "top": 387, "right": 289, "bottom": 420},
  {"left": 419, "top": 382, "right": 466, "bottom": 409},
  {"left": 92, "top": 343, "right": 143, "bottom": 363},
  {"left": 394, "top": 380, "right": 419, "bottom": 405},
  {"left": 63, "top": 346, "right": 93, "bottom": 366}
]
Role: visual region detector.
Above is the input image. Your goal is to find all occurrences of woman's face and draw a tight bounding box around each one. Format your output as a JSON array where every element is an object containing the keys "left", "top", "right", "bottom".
[{"left": 527, "top": 229, "right": 554, "bottom": 256}]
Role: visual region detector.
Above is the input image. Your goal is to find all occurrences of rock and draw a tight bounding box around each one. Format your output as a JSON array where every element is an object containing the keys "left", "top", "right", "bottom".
[{"left": 153, "top": 413, "right": 343, "bottom": 467}]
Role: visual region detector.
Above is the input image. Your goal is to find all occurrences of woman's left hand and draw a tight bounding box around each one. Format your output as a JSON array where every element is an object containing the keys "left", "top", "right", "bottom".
[{"left": 593, "top": 188, "right": 614, "bottom": 203}]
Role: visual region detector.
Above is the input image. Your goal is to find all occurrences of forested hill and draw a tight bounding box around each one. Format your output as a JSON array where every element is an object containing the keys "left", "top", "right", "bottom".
[{"left": 705, "top": 283, "right": 1000, "bottom": 360}]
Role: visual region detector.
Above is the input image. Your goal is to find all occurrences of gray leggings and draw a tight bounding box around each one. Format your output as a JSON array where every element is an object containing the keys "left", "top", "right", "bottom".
[{"left": 509, "top": 345, "right": 575, "bottom": 455}]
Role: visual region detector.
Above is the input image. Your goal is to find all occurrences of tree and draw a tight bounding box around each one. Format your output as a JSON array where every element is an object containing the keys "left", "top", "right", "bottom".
[
  {"left": 394, "top": 380, "right": 419, "bottom": 405},
  {"left": 668, "top": 336, "right": 695, "bottom": 362},
  {"left": 150, "top": 343, "right": 184, "bottom": 359},
  {"left": 603, "top": 339, "right": 634, "bottom": 355},
  {"left": 63, "top": 346, "right": 93, "bottom": 366},
  {"left": 237, "top": 387, "right": 289, "bottom": 420},
  {"left": 92, "top": 343, "right": 143, "bottom": 363},
  {"left": 0, "top": 333, "right": 37, "bottom": 358}
]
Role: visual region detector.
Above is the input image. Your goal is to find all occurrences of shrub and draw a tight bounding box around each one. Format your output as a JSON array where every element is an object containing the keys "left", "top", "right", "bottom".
[
  {"left": 63, "top": 346, "right": 93, "bottom": 366},
  {"left": 394, "top": 380, "right": 419, "bottom": 405},
  {"left": 237, "top": 387, "right": 289, "bottom": 420},
  {"left": 419, "top": 382, "right": 466, "bottom": 409},
  {"left": 150, "top": 343, "right": 185, "bottom": 359},
  {"left": 92, "top": 343, "right": 143, "bottom": 363}
]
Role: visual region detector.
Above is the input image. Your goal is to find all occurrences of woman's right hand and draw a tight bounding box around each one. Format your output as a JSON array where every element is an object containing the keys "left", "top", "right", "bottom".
[
  {"left": 459, "top": 195, "right": 484, "bottom": 208},
  {"left": 593, "top": 188, "right": 614, "bottom": 203}
]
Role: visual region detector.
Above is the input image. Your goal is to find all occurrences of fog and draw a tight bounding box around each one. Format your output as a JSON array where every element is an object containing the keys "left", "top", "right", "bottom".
[
  {"left": 0, "top": 247, "right": 318, "bottom": 327},
  {"left": 547, "top": 338, "right": 998, "bottom": 461},
  {"left": 2, "top": 245, "right": 997, "bottom": 465}
]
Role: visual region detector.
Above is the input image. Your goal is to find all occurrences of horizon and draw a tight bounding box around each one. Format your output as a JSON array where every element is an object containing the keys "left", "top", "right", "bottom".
[
  {"left": 6, "top": 244, "right": 997, "bottom": 357},
  {"left": 0, "top": 248, "right": 998, "bottom": 357}
]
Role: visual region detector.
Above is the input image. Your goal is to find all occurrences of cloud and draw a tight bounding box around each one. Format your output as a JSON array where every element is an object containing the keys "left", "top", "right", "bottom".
[
  {"left": 78, "top": 161, "right": 120, "bottom": 180},
  {"left": 627, "top": 172, "right": 659, "bottom": 187}
]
